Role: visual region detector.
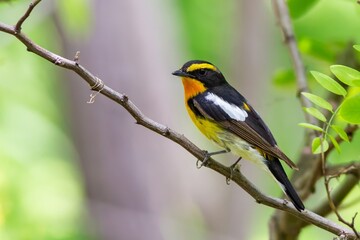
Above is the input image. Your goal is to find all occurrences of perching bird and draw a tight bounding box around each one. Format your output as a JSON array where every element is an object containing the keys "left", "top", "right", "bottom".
[{"left": 172, "top": 60, "right": 305, "bottom": 211}]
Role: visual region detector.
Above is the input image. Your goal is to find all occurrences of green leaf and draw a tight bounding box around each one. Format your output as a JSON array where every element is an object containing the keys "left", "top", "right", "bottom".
[
  {"left": 301, "top": 92, "right": 333, "bottom": 111},
  {"left": 354, "top": 45, "right": 360, "bottom": 52},
  {"left": 298, "top": 123, "right": 324, "bottom": 132},
  {"left": 352, "top": 80, "right": 360, "bottom": 86},
  {"left": 328, "top": 135, "right": 341, "bottom": 153},
  {"left": 303, "top": 107, "right": 327, "bottom": 122},
  {"left": 339, "top": 94, "right": 360, "bottom": 124},
  {"left": 310, "top": 71, "right": 347, "bottom": 96},
  {"left": 330, "top": 65, "right": 360, "bottom": 87},
  {"left": 331, "top": 125, "right": 349, "bottom": 142},
  {"left": 288, "top": 0, "right": 320, "bottom": 19},
  {"left": 312, "top": 137, "right": 329, "bottom": 154}
]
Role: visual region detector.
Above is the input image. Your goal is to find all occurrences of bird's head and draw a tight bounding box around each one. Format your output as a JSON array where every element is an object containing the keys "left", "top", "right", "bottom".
[{"left": 172, "top": 60, "right": 227, "bottom": 88}]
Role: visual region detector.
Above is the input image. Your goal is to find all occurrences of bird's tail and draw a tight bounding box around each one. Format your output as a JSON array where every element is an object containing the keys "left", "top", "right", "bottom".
[{"left": 266, "top": 157, "right": 305, "bottom": 211}]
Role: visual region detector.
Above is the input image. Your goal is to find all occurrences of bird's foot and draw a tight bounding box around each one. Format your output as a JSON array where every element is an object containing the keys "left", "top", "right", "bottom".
[
  {"left": 226, "top": 157, "right": 242, "bottom": 185},
  {"left": 196, "top": 156, "right": 209, "bottom": 169},
  {"left": 196, "top": 149, "right": 229, "bottom": 169}
]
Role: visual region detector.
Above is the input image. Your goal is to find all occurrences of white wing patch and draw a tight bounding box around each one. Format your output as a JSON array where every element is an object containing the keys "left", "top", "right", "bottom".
[{"left": 205, "top": 93, "right": 248, "bottom": 121}]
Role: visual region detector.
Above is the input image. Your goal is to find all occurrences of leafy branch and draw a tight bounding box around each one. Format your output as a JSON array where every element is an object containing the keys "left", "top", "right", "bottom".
[
  {"left": 300, "top": 55, "right": 360, "bottom": 238},
  {"left": 0, "top": 0, "right": 360, "bottom": 239},
  {"left": 270, "top": 0, "right": 360, "bottom": 239}
]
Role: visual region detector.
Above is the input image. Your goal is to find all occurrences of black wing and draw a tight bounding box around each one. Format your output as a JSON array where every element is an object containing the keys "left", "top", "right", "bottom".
[{"left": 192, "top": 85, "right": 297, "bottom": 169}]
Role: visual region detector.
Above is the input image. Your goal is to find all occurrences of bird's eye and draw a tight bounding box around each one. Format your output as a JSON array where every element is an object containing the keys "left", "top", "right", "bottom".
[{"left": 198, "top": 69, "right": 206, "bottom": 75}]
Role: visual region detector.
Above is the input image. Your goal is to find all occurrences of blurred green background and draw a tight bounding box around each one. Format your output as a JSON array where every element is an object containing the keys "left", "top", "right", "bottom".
[{"left": 0, "top": 0, "right": 359, "bottom": 239}]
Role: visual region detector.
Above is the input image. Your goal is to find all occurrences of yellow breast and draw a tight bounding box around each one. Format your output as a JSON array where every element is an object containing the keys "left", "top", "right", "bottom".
[
  {"left": 181, "top": 77, "right": 224, "bottom": 145},
  {"left": 185, "top": 103, "right": 220, "bottom": 138}
]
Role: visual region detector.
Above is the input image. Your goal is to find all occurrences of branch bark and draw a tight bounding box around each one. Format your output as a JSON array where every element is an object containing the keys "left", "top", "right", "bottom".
[
  {"left": 0, "top": 2, "right": 359, "bottom": 239},
  {"left": 271, "top": 0, "right": 314, "bottom": 124},
  {"left": 14, "top": 0, "right": 41, "bottom": 32}
]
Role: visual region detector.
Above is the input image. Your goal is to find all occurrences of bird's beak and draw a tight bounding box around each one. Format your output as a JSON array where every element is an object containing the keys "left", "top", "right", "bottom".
[{"left": 172, "top": 69, "right": 193, "bottom": 78}]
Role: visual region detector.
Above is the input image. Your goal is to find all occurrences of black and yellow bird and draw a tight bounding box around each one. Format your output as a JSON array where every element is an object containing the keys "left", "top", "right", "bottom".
[{"left": 172, "top": 60, "right": 305, "bottom": 211}]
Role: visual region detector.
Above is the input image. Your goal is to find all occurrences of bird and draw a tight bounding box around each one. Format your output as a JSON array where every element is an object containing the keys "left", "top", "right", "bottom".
[{"left": 172, "top": 60, "right": 305, "bottom": 211}]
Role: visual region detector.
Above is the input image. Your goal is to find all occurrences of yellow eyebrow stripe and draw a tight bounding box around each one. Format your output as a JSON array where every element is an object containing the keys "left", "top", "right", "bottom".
[{"left": 186, "top": 63, "right": 217, "bottom": 72}]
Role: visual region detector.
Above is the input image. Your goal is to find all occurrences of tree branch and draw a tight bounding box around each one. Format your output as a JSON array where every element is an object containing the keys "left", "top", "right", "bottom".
[
  {"left": 0, "top": 2, "right": 359, "bottom": 239},
  {"left": 326, "top": 162, "right": 360, "bottom": 178},
  {"left": 271, "top": 0, "right": 315, "bottom": 125},
  {"left": 14, "top": 0, "right": 41, "bottom": 32},
  {"left": 269, "top": 0, "right": 360, "bottom": 239},
  {"left": 313, "top": 174, "right": 359, "bottom": 219},
  {"left": 271, "top": 0, "right": 320, "bottom": 202},
  {"left": 323, "top": 158, "right": 360, "bottom": 238}
]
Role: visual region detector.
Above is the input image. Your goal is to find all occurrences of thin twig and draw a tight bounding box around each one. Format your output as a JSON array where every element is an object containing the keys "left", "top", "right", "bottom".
[
  {"left": 279, "top": 174, "right": 360, "bottom": 238},
  {"left": 324, "top": 174, "right": 360, "bottom": 239},
  {"left": 0, "top": 3, "right": 359, "bottom": 239},
  {"left": 320, "top": 115, "right": 359, "bottom": 238},
  {"left": 74, "top": 50, "right": 80, "bottom": 64},
  {"left": 271, "top": 0, "right": 316, "bottom": 125},
  {"left": 14, "top": 0, "right": 41, "bottom": 33},
  {"left": 314, "top": 174, "right": 359, "bottom": 218},
  {"left": 320, "top": 121, "right": 359, "bottom": 237},
  {"left": 326, "top": 162, "right": 360, "bottom": 178},
  {"left": 319, "top": 108, "right": 360, "bottom": 238},
  {"left": 327, "top": 165, "right": 357, "bottom": 180}
]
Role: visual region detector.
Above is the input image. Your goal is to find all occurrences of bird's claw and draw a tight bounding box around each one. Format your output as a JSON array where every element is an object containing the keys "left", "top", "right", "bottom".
[
  {"left": 226, "top": 176, "right": 231, "bottom": 185},
  {"left": 226, "top": 165, "right": 238, "bottom": 185},
  {"left": 196, "top": 159, "right": 206, "bottom": 169},
  {"left": 196, "top": 149, "right": 229, "bottom": 169},
  {"left": 196, "top": 151, "right": 211, "bottom": 169},
  {"left": 226, "top": 157, "right": 242, "bottom": 185}
]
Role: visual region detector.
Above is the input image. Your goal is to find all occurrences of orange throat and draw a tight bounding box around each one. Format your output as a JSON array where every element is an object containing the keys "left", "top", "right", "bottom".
[{"left": 182, "top": 77, "right": 207, "bottom": 100}]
